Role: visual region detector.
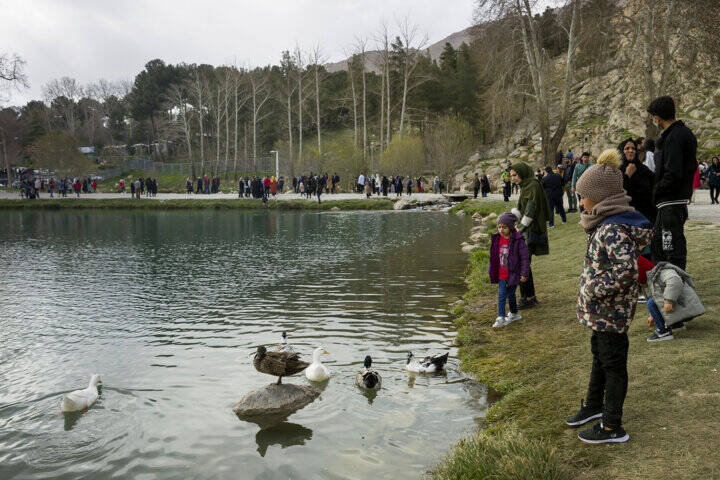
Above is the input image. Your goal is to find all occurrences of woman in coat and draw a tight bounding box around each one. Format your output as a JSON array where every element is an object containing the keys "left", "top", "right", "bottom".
[
  {"left": 509, "top": 162, "right": 550, "bottom": 309},
  {"left": 706, "top": 156, "right": 719, "bottom": 204},
  {"left": 618, "top": 138, "right": 656, "bottom": 223}
]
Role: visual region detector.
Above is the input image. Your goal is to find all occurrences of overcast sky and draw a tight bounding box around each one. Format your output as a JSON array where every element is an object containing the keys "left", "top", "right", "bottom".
[{"left": 1, "top": 0, "right": 477, "bottom": 106}]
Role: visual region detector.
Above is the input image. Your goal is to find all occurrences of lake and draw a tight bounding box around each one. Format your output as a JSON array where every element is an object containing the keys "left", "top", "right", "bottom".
[{"left": 0, "top": 209, "right": 489, "bottom": 480}]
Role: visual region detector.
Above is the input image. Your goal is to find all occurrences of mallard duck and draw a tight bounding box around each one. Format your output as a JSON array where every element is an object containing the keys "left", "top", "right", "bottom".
[
  {"left": 61, "top": 374, "right": 102, "bottom": 412},
  {"left": 355, "top": 355, "right": 381, "bottom": 390},
  {"left": 405, "top": 352, "right": 449, "bottom": 373},
  {"left": 253, "top": 346, "right": 309, "bottom": 384},
  {"left": 275, "top": 332, "right": 294, "bottom": 353},
  {"left": 305, "top": 347, "right": 330, "bottom": 382}
]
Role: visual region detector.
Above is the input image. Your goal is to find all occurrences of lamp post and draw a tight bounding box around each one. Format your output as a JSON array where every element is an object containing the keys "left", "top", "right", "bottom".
[{"left": 269, "top": 150, "right": 279, "bottom": 179}]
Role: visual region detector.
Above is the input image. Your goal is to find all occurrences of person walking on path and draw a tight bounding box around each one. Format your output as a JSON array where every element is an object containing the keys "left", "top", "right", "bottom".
[
  {"left": 509, "top": 162, "right": 550, "bottom": 310},
  {"left": 481, "top": 174, "right": 491, "bottom": 197},
  {"left": 563, "top": 155, "right": 577, "bottom": 212},
  {"left": 567, "top": 149, "right": 652, "bottom": 444},
  {"left": 706, "top": 156, "right": 720, "bottom": 204},
  {"left": 186, "top": 178, "right": 193, "bottom": 194},
  {"left": 571, "top": 152, "right": 593, "bottom": 212},
  {"left": 489, "top": 212, "right": 530, "bottom": 329},
  {"left": 648, "top": 96, "right": 697, "bottom": 271},
  {"left": 502, "top": 168, "right": 511, "bottom": 202},
  {"left": 541, "top": 166, "right": 566, "bottom": 227},
  {"left": 618, "top": 138, "right": 656, "bottom": 223},
  {"left": 472, "top": 173, "right": 481, "bottom": 199}
]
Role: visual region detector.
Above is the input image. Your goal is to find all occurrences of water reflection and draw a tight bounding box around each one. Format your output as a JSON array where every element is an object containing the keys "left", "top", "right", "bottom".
[{"left": 1, "top": 210, "right": 485, "bottom": 480}]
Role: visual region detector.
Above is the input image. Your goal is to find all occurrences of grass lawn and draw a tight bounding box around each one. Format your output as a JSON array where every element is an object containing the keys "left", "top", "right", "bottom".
[{"left": 432, "top": 200, "right": 720, "bottom": 479}]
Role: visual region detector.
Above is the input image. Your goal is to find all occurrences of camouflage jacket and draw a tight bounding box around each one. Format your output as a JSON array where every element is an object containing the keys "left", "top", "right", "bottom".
[{"left": 577, "top": 212, "right": 653, "bottom": 333}]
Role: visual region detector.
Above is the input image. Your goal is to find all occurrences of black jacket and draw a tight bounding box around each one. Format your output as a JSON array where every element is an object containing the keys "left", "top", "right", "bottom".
[
  {"left": 653, "top": 120, "right": 697, "bottom": 206},
  {"left": 621, "top": 159, "right": 656, "bottom": 223},
  {"left": 541, "top": 172, "right": 564, "bottom": 200}
]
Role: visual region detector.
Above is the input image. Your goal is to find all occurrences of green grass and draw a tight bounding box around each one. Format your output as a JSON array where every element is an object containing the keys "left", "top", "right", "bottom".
[
  {"left": 0, "top": 198, "right": 394, "bottom": 211},
  {"left": 434, "top": 214, "right": 720, "bottom": 480}
]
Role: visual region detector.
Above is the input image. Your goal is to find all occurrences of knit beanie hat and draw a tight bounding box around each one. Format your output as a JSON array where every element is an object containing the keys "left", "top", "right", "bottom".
[
  {"left": 575, "top": 149, "right": 624, "bottom": 203},
  {"left": 497, "top": 212, "right": 517, "bottom": 229}
]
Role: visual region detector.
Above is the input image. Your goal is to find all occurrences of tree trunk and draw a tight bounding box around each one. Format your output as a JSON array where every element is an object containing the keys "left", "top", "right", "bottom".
[
  {"left": 1, "top": 129, "right": 11, "bottom": 188},
  {"left": 224, "top": 79, "right": 230, "bottom": 179},
  {"left": 643, "top": 0, "right": 657, "bottom": 138},
  {"left": 348, "top": 60, "right": 358, "bottom": 148},
  {"left": 233, "top": 76, "right": 239, "bottom": 180},
  {"left": 379, "top": 65, "right": 385, "bottom": 150},
  {"left": 386, "top": 63, "right": 391, "bottom": 144},
  {"left": 287, "top": 95, "right": 293, "bottom": 174},
  {"left": 297, "top": 74, "right": 303, "bottom": 165},
  {"left": 315, "top": 65, "right": 322, "bottom": 163},
  {"left": 399, "top": 74, "right": 409, "bottom": 135},
  {"left": 361, "top": 57, "right": 367, "bottom": 162}
]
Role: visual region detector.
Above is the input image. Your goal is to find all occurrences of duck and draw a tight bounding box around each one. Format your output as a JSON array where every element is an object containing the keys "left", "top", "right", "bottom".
[
  {"left": 61, "top": 374, "right": 102, "bottom": 412},
  {"left": 405, "top": 351, "right": 449, "bottom": 373},
  {"left": 275, "top": 332, "right": 294, "bottom": 353},
  {"left": 253, "top": 346, "right": 309, "bottom": 385},
  {"left": 355, "top": 355, "right": 381, "bottom": 390},
  {"left": 304, "top": 347, "right": 331, "bottom": 382}
]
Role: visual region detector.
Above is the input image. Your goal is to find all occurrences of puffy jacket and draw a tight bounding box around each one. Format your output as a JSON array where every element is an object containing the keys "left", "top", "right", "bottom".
[
  {"left": 488, "top": 231, "right": 530, "bottom": 286},
  {"left": 653, "top": 120, "right": 697, "bottom": 206},
  {"left": 645, "top": 262, "right": 705, "bottom": 326},
  {"left": 541, "top": 172, "right": 564, "bottom": 200},
  {"left": 577, "top": 211, "right": 653, "bottom": 333}
]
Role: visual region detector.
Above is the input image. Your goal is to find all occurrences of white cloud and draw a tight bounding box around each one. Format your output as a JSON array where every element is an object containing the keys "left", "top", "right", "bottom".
[{"left": 1, "top": 0, "right": 475, "bottom": 105}]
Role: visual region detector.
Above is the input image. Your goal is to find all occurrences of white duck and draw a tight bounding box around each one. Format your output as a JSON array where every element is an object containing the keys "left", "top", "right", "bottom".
[
  {"left": 405, "top": 352, "right": 449, "bottom": 373},
  {"left": 355, "top": 355, "right": 381, "bottom": 390},
  {"left": 304, "top": 347, "right": 330, "bottom": 382},
  {"left": 61, "top": 374, "right": 102, "bottom": 412},
  {"left": 275, "top": 331, "right": 295, "bottom": 353}
]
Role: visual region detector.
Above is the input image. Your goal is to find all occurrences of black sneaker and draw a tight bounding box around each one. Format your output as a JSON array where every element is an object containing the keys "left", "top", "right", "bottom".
[
  {"left": 565, "top": 399, "right": 603, "bottom": 427},
  {"left": 647, "top": 328, "right": 674, "bottom": 342},
  {"left": 578, "top": 422, "right": 629, "bottom": 444},
  {"left": 517, "top": 297, "right": 538, "bottom": 310}
]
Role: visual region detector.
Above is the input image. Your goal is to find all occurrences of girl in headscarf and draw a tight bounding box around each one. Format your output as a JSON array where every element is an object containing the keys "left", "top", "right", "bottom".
[
  {"left": 509, "top": 162, "right": 551, "bottom": 310},
  {"left": 618, "top": 138, "right": 656, "bottom": 223}
]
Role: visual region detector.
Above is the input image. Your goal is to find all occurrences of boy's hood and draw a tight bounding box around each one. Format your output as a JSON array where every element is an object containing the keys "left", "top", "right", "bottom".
[{"left": 647, "top": 261, "right": 695, "bottom": 289}]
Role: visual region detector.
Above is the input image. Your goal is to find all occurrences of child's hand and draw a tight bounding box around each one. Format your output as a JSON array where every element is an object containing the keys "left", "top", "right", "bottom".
[
  {"left": 520, "top": 276, "right": 527, "bottom": 283},
  {"left": 664, "top": 302, "right": 674, "bottom": 313},
  {"left": 647, "top": 316, "right": 654, "bottom": 328}
]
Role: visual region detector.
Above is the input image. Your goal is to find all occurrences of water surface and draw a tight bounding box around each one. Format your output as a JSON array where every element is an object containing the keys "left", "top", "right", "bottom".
[{"left": 0, "top": 210, "right": 488, "bottom": 480}]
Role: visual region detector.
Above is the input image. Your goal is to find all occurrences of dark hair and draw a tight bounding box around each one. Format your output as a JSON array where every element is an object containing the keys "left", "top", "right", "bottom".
[
  {"left": 644, "top": 138, "right": 655, "bottom": 152},
  {"left": 713, "top": 156, "right": 720, "bottom": 164},
  {"left": 582, "top": 151, "right": 590, "bottom": 157},
  {"left": 545, "top": 166, "right": 553, "bottom": 174},
  {"left": 647, "top": 96, "right": 676, "bottom": 120},
  {"left": 618, "top": 138, "right": 638, "bottom": 163}
]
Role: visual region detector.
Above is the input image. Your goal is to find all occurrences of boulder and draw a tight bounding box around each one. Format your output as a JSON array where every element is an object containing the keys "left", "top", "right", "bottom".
[
  {"left": 330, "top": 206, "right": 340, "bottom": 211},
  {"left": 233, "top": 384, "right": 321, "bottom": 418},
  {"left": 455, "top": 209, "right": 466, "bottom": 216},
  {"left": 487, "top": 212, "right": 498, "bottom": 219},
  {"left": 470, "top": 233, "right": 489, "bottom": 242},
  {"left": 394, "top": 198, "right": 410, "bottom": 210},
  {"left": 462, "top": 244, "right": 479, "bottom": 253},
  {"left": 472, "top": 212, "right": 483, "bottom": 219}
]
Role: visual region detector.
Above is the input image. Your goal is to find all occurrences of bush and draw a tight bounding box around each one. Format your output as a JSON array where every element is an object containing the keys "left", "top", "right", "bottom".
[{"left": 429, "top": 428, "right": 571, "bottom": 480}]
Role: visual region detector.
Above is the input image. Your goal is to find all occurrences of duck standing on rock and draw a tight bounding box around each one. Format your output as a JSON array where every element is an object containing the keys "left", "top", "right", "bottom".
[
  {"left": 254, "top": 346, "right": 309, "bottom": 385},
  {"left": 356, "top": 356, "right": 381, "bottom": 390},
  {"left": 275, "top": 332, "right": 294, "bottom": 353},
  {"left": 405, "top": 352, "right": 449, "bottom": 373},
  {"left": 305, "top": 347, "right": 331, "bottom": 382}
]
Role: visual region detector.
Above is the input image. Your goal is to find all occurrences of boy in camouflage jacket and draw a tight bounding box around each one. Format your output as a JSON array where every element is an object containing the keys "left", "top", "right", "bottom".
[{"left": 565, "top": 150, "right": 653, "bottom": 445}]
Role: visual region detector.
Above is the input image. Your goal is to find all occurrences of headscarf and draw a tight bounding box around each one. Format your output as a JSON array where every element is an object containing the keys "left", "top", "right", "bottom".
[{"left": 510, "top": 162, "right": 550, "bottom": 234}]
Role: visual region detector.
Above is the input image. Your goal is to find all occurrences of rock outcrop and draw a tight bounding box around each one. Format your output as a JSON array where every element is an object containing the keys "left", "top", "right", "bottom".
[{"left": 233, "top": 384, "right": 321, "bottom": 418}]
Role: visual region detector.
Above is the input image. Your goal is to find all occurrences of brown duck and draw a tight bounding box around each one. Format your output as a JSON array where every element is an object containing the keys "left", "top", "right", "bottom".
[{"left": 253, "top": 346, "right": 310, "bottom": 384}]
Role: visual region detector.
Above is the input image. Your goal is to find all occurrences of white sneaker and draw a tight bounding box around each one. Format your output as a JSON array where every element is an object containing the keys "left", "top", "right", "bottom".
[
  {"left": 493, "top": 316, "right": 506, "bottom": 328},
  {"left": 505, "top": 312, "right": 522, "bottom": 324}
]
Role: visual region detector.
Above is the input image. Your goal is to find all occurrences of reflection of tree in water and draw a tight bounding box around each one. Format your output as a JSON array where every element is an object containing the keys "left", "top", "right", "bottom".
[{"left": 254, "top": 422, "right": 313, "bottom": 457}]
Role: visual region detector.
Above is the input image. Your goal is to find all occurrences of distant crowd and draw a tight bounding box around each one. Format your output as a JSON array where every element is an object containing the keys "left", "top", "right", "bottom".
[{"left": 19, "top": 177, "right": 98, "bottom": 199}]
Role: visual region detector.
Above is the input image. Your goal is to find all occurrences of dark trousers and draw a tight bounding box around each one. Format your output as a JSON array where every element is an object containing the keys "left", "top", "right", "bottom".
[
  {"left": 566, "top": 188, "right": 576, "bottom": 210},
  {"left": 519, "top": 255, "right": 535, "bottom": 299},
  {"left": 547, "top": 196, "right": 566, "bottom": 226},
  {"left": 473, "top": 187, "right": 479, "bottom": 199},
  {"left": 710, "top": 186, "right": 719, "bottom": 204},
  {"left": 586, "top": 330, "right": 629, "bottom": 429},
  {"left": 651, "top": 204, "right": 688, "bottom": 270},
  {"left": 503, "top": 182, "right": 510, "bottom": 202}
]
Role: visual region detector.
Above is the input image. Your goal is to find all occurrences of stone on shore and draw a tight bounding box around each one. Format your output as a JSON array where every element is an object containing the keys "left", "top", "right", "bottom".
[
  {"left": 233, "top": 384, "right": 321, "bottom": 418},
  {"left": 394, "top": 198, "right": 410, "bottom": 210},
  {"left": 462, "top": 244, "right": 479, "bottom": 253}
]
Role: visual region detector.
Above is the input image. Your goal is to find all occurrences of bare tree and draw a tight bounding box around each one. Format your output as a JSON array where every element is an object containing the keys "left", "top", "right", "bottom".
[
  {"left": 43, "top": 77, "right": 84, "bottom": 136},
  {"left": 0, "top": 53, "right": 28, "bottom": 105},
  {"left": 191, "top": 69, "right": 208, "bottom": 173},
  {"left": 343, "top": 48, "right": 359, "bottom": 148},
  {"left": 475, "top": 0, "right": 580, "bottom": 165},
  {"left": 294, "top": 46, "right": 306, "bottom": 165},
  {"left": 248, "top": 68, "right": 271, "bottom": 168},
  {"left": 279, "top": 52, "right": 297, "bottom": 174},
  {"left": 394, "top": 18, "right": 429, "bottom": 135},
  {"left": 425, "top": 115, "right": 476, "bottom": 192},
  {"left": 309, "top": 45, "right": 325, "bottom": 163},
  {"left": 232, "top": 66, "right": 249, "bottom": 179},
  {"left": 166, "top": 83, "right": 195, "bottom": 175},
  {"left": 354, "top": 37, "right": 369, "bottom": 161}
]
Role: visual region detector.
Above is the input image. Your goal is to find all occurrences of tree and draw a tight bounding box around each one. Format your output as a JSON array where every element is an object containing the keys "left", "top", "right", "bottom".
[
  {"left": 425, "top": 115, "right": 476, "bottom": 192},
  {"left": 0, "top": 53, "right": 28, "bottom": 105},
  {"left": 248, "top": 67, "right": 271, "bottom": 167},
  {"left": 309, "top": 45, "right": 325, "bottom": 164},
  {"left": 28, "top": 131, "right": 95, "bottom": 175},
  {"left": 378, "top": 134, "right": 425, "bottom": 175},
  {"left": 393, "top": 17, "right": 429, "bottom": 135},
  {"left": 43, "top": 77, "right": 83, "bottom": 136},
  {"left": 165, "top": 82, "right": 195, "bottom": 174},
  {"left": 475, "top": 0, "right": 580, "bottom": 165}
]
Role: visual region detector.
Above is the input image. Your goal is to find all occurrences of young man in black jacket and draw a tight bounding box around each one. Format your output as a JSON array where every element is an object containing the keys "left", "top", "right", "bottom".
[{"left": 647, "top": 96, "right": 697, "bottom": 270}]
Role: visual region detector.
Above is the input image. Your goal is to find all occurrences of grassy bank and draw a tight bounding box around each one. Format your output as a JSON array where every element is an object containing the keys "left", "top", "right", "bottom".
[
  {"left": 0, "top": 197, "right": 395, "bottom": 211},
  {"left": 432, "top": 202, "right": 720, "bottom": 479}
]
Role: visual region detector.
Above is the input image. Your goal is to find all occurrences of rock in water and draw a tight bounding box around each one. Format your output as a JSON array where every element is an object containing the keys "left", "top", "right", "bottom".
[
  {"left": 393, "top": 198, "right": 410, "bottom": 210},
  {"left": 233, "top": 384, "right": 321, "bottom": 418}
]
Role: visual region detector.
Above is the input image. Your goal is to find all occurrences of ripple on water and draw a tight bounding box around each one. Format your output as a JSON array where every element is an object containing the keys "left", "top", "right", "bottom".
[{"left": 0, "top": 210, "right": 486, "bottom": 480}]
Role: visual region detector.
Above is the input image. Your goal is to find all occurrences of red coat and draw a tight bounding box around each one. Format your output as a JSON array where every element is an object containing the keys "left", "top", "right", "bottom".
[{"left": 263, "top": 177, "right": 271, "bottom": 187}]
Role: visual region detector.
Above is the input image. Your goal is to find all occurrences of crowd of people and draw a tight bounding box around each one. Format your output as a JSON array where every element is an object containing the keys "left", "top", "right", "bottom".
[
  {"left": 486, "top": 95, "right": 706, "bottom": 446},
  {"left": 18, "top": 177, "right": 98, "bottom": 199}
]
